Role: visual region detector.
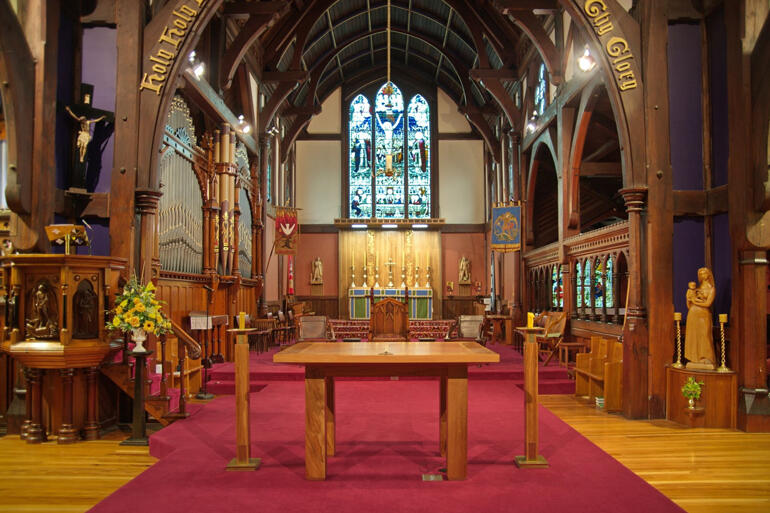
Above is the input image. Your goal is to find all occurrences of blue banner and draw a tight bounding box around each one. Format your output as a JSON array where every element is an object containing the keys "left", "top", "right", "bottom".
[{"left": 491, "top": 205, "right": 521, "bottom": 252}]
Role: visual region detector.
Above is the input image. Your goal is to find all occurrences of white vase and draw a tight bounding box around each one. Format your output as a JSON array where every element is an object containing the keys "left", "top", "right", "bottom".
[{"left": 132, "top": 327, "right": 148, "bottom": 353}]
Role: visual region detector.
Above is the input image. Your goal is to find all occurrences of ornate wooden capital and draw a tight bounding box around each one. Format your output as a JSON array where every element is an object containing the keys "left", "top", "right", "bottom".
[
  {"left": 619, "top": 187, "right": 647, "bottom": 212},
  {"left": 134, "top": 188, "right": 163, "bottom": 215}
]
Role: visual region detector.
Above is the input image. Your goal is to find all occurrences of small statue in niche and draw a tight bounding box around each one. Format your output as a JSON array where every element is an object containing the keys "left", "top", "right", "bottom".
[
  {"left": 684, "top": 267, "right": 716, "bottom": 370},
  {"left": 73, "top": 280, "right": 98, "bottom": 339},
  {"left": 25, "top": 283, "right": 58, "bottom": 339},
  {"left": 310, "top": 257, "right": 323, "bottom": 285},
  {"left": 458, "top": 256, "right": 471, "bottom": 284}
]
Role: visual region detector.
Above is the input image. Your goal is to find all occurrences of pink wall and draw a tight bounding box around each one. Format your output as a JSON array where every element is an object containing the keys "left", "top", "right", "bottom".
[
  {"left": 294, "top": 232, "right": 339, "bottom": 296},
  {"left": 441, "top": 232, "right": 487, "bottom": 295}
]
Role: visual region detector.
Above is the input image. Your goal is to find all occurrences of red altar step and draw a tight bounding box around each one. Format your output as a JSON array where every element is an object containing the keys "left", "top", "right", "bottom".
[{"left": 206, "top": 344, "right": 575, "bottom": 395}]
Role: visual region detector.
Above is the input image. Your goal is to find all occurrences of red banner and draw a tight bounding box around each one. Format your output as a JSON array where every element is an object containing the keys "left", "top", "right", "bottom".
[{"left": 275, "top": 207, "right": 299, "bottom": 255}]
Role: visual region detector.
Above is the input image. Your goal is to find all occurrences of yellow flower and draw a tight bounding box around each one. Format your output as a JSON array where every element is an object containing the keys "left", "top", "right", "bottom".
[
  {"left": 112, "top": 316, "right": 121, "bottom": 327},
  {"left": 116, "top": 306, "right": 123, "bottom": 315},
  {"left": 120, "top": 299, "right": 128, "bottom": 308},
  {"left": 151, "top": 299, "right": 159, "bottom": 306},
  {"left": 128, "top": 316, "right": 141, "bottom": 328},
  {"left": 135, "top": 303, "right": 146, "bottom": 312},
  {"left": 145, "top": 282, "right": 156, "bottom": 292},
  {"left": 133, "top": 297, "right": 141, "bottom": 305},
  {"left": 143, "top": 320, "right": 155, "bottom": 332}
]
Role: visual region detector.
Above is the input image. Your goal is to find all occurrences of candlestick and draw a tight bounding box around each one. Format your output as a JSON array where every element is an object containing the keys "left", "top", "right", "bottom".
[
  {"left": 424, "top": 265, "right": 431, "bottom": 288},
  {"left": 350, "top": 264, "right": 356, "bottom": 288},
  {"left": 527, "top": 312, "right": 534, "bottom": 329},
  {"left": 672, "top": 313, "right": 684, "bottom": 368},
  {"left": 717, "top": 315, "right": 730, "bottom": 372},
  {"left": 400, "top": 266, "right": 406, "bottom": 288}
]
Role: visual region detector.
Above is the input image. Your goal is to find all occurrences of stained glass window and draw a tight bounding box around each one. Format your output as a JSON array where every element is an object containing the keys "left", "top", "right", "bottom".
[
  {"left": 583, "top": 259, "right": 592, "bottom": 308},
  {"left": 535, "top": 63, "right": 547, "bottom": 116},
  {"left": 347, "top": 83, "right": 431, "bottom": 219},
  {"left": 349, "top": 94, "right": 372, "bottom": 218},
  {"left": 605, "top": 257, "right": 614, "bottom": 308},
  {"left": 576, "top": 261, "right": 583, "bottom": 308},
  {"left": 407, "top": 94, "right": 430, "bottom": 218},
  {"left": 595, "top": 260, "right": 605, "bottom": 309}
]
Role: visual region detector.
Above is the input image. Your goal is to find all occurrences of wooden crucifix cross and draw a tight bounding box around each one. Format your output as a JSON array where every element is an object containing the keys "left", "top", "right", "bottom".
[{"left": 64, "top": 84, "right": 114, "bottom": 191}]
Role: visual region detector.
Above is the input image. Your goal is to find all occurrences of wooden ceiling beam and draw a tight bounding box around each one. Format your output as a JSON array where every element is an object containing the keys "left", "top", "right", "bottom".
[
  {"left": 223, "top": 1, "right": 289, "bottom": 16},
  {"left": 459, "top": 105, "right": 501, "bottom": 163},
  {"left": 469, "top": 68, "right": 518, "bottom": 82},
  {"left": 494, "top": 0, "right": 559, "bottom": 14},
  {"left": 262, "top": 70, "right": 310, "bottom": 82},
  {"left": 580, "top": 162, "right": 622, "bottom": 177},
  {"left": 505, "top": 11, "right": 561, "bottom": 84},
  {"left": 583, "top": 140, "right": 619, "bottom": 162}
]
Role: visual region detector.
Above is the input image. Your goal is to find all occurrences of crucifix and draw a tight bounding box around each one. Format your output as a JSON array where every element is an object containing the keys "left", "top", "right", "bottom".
[
  {"left": 64, "top": 84, "right": 114, "bottom": 192},
  {"left": 385, "top": 257, "right": 396, "bottom": 287}
]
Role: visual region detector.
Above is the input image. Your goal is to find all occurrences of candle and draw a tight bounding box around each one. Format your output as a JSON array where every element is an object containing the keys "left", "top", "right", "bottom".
[
  {"left": 718, "top": 313, "right": 727, "bottom": 323},
  {"left": 673, "top": 312, "right": 681, "bottom": 321},
  {"left": 527, "top": 312, "right": 534, "bottom": 329},
  {"left": 238, "top": 311, "right": 246, "bottom": 330}
]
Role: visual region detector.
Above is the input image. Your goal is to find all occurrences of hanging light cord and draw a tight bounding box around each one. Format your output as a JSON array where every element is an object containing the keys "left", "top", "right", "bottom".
[{"left": 387, "top": 0, "right": 391, "bottom": 87}]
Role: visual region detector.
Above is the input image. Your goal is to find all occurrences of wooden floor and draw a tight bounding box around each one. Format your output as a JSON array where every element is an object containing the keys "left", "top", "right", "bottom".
[
  {"left": 541, "top": 395, "right": 770, "bottom": 513},
  {"left": 1, "top": 397, "right": 769, "bottom": 513}
]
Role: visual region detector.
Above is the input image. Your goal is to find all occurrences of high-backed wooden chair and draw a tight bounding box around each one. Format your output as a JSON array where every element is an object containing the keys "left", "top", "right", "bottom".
[
  {"left": 368, "top": 297, "right": 409, "bottom": 341},
  {"left": 535, "top": 311, "right": 567, "bottom": 366}
]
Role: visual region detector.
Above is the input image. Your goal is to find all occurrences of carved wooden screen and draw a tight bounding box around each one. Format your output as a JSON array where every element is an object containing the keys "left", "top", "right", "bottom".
[
  {"left": 158, "top": 95, "right": 204, "bottom": 275},
  {"left": 235, "top": 143, "right": 253, "bottom": 277}
]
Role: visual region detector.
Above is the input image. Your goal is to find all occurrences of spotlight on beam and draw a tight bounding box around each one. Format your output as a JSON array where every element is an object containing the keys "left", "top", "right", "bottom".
[{"left": 577, "top": 46, "right": 596, "bottom": 72}]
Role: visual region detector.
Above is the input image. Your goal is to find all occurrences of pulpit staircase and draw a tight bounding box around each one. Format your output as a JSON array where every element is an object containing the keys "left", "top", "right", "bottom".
[{"left": 101, "top": 320, "right": 201, "bottom": 426}]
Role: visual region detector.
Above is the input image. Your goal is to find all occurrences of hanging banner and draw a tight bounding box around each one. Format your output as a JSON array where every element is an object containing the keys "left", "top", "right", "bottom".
[
  {"left": 491, "top": 204, "right": 521, "bottom": 252},
  {"left": 275, "top": 206, "right": 299, "bottom": 255}
]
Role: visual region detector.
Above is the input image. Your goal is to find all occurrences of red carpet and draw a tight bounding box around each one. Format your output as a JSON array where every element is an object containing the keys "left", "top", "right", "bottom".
[
  {"left": 89, "top": 381, "right": 683, "bottom": 513},
  {"left": 207, "top": 344, "right": 576, "bottom": 395}
]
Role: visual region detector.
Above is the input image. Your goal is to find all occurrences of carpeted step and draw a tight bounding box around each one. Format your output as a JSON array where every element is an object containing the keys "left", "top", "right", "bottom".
[{"left": 204, "top": 381, "right": 268, "bottom": 395}]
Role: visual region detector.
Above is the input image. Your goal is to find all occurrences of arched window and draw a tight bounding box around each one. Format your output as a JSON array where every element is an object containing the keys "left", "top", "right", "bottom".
[
  {"left": 575, "top": 261, "right": 583, "bottom": 308},
  {"left": 534, "top": 63, "right": 548, "bottom": 116},
  {"left": 348, "top": 82, "right": 432, "bottom": 219},
  {"left": 582, "top": 259, "right": 592, "bottom": 309},
  {"left": 605, "top": 256, "right": 614, "bottom": 308}
]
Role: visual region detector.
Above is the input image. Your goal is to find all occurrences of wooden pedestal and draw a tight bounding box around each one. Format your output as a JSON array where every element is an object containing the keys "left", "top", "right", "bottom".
[{"left": 665, "top": 366, "right": 737, "bottom": 429}]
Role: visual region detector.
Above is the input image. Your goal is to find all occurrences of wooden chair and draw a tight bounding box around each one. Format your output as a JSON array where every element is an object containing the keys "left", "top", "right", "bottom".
[
  {"left": 368, "top": 297, "right": 409, "bottom": 341},
  {"left": 574, "top": 336, "right": 623, "bottom": 412},
  {"left": 249, "top": 318, "right": 277, "bottom": 353},
  {"left": 297, "top": 315, "right": 335, "bottom": 342},
  {"left": 535, "top": 311, "right": 567, "bottom": 366}
]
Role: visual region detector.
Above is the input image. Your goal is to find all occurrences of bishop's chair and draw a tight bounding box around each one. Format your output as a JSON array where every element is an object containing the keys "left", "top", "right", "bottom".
[{"left": 368, "top": 297, "right": 409, "bottom": 341}]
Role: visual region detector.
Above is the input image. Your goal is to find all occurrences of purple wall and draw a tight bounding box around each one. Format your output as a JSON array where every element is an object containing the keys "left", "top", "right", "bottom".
[
  {"left": 80, "top": 27, "right": 117, "bottom": 256},
  {"left": 673, "top": 218, "right": 705, "bottom": 316},
  {"left": 707, "top": 7, "right": 729, "bottom": 187},
  {"left": 668, "top": 23, "right": 704, "bottom": 190},
  {"left": 711, "top": 213, "right": 731, "bottom": 316}
]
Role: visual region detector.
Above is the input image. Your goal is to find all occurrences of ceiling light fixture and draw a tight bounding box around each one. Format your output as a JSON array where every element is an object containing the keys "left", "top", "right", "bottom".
[
  {"left": 577, "top": 46, "right": 596, "bottom": 72},
  {"left": 525, "top": 111, "right": 538, "bottom": 134},
  {"left": 188, "top": 51, "right": 205, "bottom": 79},
  {"left": 237, "top": 114, "right": 251, "bottom": 134}
]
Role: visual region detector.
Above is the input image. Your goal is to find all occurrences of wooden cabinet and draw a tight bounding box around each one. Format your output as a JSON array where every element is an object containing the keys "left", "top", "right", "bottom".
[{"left": 665, "top": 366, "right": 737, "bottom": 429}]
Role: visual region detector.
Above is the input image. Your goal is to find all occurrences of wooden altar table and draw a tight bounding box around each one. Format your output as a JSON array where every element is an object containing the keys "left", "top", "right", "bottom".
[{"left": 273, "top": 341, "right": 499, "bottom": 480}]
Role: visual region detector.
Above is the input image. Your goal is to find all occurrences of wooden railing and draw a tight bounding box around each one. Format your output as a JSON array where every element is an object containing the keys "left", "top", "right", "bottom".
[{"left": 153, "top": 320, "right": 201, "bottom": 418}]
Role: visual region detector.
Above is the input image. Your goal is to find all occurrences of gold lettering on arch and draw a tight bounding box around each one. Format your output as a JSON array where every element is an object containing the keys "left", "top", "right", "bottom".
[{"left": 581, "top": 1, "right": 638, "bottom": 92}]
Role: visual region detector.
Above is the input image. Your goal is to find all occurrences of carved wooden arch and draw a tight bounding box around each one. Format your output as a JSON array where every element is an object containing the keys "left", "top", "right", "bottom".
[
  {"left": 567, "top": 76, "right": 605, "bottom": 228},
  {"left": 0, "top": 2, "right": 33, "bottom": 216},
  {"left": 507, "top": 11, "right": 561, "bottom": 85},
  {"left": 525, "top": 130, "right": 558, "bottom": 244},
  {"left": 558, "top": 0, "right": 644, "bottom": 189},
  {"left": 139, "top": 0, "right": 224, "bottom": 193}
]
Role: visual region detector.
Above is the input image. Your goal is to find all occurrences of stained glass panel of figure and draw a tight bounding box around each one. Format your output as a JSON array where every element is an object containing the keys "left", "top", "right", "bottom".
[
  {"left": 558, "top": 265, "right": 564, "bottom": 308},
  {"left": 374, "top": 83, "right": 404, "bottom": 218},
  {"left": 551, "top": 266, "right": 558, "bottom": 308},
  {"left": 349, "top": 94, "right": 373, "bottom": 218},
  {"left": 583, "top": 259, "right": 592, "bottom": 308},
  {"left": 576, "top": 261, "right": 583, "bottom": 308},
  {"left": 535, "top": 63, "right": 547, "bottom": 116},
  {"left": 407, "top": 94, "right": 430, "bottom": 218},
  {"left": 594, "top": 260, "right": 605, "bottom": 309},
  {"left": 605, "top": 257, "right": 614, "bottom": 308}
]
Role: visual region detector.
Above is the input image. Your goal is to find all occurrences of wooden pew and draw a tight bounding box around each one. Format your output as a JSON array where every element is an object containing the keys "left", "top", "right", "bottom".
[{"left": 574, "top": 337, "right": 623, "bottom": 413}]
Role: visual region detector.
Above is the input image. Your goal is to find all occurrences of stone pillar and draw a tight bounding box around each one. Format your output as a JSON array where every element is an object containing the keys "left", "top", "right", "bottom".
[{"left": 619, "top": 188, "right": 649, "bottom": 419}]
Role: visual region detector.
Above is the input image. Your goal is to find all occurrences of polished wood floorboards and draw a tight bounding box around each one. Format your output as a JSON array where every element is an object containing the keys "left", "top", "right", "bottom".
[
  {"left": 1, "top": 396, "right": 769, "bottom": 512},
  {"left": 541, "top": 394, "right": 770, "bottom": 513}
]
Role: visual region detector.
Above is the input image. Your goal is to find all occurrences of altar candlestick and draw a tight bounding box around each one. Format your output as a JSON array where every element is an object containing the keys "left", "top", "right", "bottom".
[{"left": 527, "top": 312, "right": 534, "bottom": 329}]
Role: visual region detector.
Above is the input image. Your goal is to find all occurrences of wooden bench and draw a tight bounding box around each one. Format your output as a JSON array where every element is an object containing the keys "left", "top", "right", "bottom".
[{"left": 574, "top": 336, "right": 623, "bottom": 413}]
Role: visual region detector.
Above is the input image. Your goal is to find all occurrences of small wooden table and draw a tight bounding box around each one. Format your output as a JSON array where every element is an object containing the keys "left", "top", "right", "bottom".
[{"left": 273, "top": 341, "right": 500, "bottom": 480}]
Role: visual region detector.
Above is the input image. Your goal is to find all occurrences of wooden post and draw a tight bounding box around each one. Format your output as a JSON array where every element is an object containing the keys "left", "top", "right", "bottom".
[
  {"left": 57, "top": 368, "right": 76, "bottom": 444},
  {"left": 226, "top": 313, "right": 260, "bottom": 470},
  {"left": 121, "top": 350, "right": 152, "bottom": 446},
  {"left": 514, "top": 328, "right": 548, "bottom": 468},
  {"left": 26, "top": 368, "right": 44, "bottom": 444},
  {"left": 83, "top": 366, "right": 99, "bottom": 440}
]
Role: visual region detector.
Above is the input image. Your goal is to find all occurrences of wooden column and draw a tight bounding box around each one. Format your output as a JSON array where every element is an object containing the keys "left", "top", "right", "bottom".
[
  {"left": 83, "top": 366, "right": 100, "bottom": 441},
  {"left": 736, "top": 251, "right": 768, "bottom": 389},
  {"left": 619, "top": 188, "right": 649, "bottom": 419},
  {"left": 121, "top": 351, "right": 152, "bottom": 446},
  {"left": 510, "top": 132, "right": 523, "bottom": 325},
  {"left": 232, "top": 178, "right": 241, "bottom": 277},
  {"left": 258, "top": 135, "right": 269, "bottom": 316},
  {"left": 110, "top": 0, "right": 145, "bottom": 265},
  {"left": 641, "top": 0, "right": 674, "bottom": 419},
  {"left": 57, "top": 368, "right": 76, "bottom": 444},
  {"left": 226, "top": 320, "right": 260, "bottom": 470},
  {"left": 21, "top": 367, "right": 31, "bottom": 440},
  {"left": 26, "top": 368, "right": 44, "bottom": 444},
  {"left": 446, "top": 364, "right": 468, "bottom": 480},
  {"left": 135, "top": 189, "right": 163, "bottom": 282},
  {"left": 514, "top": 328, "right": 548, "bottom": 467}
]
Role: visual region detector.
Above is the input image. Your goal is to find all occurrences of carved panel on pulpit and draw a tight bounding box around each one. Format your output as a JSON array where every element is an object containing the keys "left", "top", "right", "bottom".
[
  {"left": 73, "top": 279, "right": 98, "bottom": 339},
  {"left": 24, "top": 279, "right": 58, "bottom": 340}
]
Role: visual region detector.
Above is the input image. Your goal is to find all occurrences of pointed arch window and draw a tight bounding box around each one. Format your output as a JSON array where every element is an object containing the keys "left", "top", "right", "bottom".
[
  {"left": 534, "top": 63, "right": 548, "bottom": 116},
  {"left": 348, "top": 82, "right": 432, "bottom": 219}
]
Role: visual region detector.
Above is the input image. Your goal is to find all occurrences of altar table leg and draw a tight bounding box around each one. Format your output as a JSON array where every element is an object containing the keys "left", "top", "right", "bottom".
[
  {"left": 305, "top": 367, "right": 326, "bottom": 480},
  {"left": 446, "top": 365, "right": 468, "bottom": 480},
  {"left": 439, "top": 375, "right": 447, "bottom": 458},
  {"left": 325, "top": 376, "right": 335, "bottom": 457}
]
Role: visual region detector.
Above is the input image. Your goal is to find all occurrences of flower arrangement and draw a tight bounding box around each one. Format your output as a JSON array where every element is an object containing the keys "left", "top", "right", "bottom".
[
  {"left": 681, "top": 376, "right": 704, "bottom": 401},
  {"left": 106, "top": 275, "right": 171, "bottom": 336}
]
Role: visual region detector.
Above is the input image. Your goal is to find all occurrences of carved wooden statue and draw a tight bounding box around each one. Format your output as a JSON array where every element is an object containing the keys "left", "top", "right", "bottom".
[
  {"left": 310, "top": 257, "right": 323, "bottom": 285},
  {"left": 684, "top": 267, "right": 716, "bottom": 369},
  {"left": 459, "top": 256, "right": 471, "bottom": 284},
  {"left": 25, "top": 282, "right": 58, "bottom": 340}
]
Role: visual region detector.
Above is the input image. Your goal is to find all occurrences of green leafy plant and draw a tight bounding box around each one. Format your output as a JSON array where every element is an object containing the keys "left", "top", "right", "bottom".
[
  {"left": 105, "top": 275, "right": 171, "bottom": 336},
  {"left": 681, "top": 376, "right": 704, "bottom": 400}
]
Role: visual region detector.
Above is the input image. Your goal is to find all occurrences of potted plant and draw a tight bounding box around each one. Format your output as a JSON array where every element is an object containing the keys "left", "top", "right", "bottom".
[
  {"left": 106, "top": 276, "right": 172, "bottom": 353},
  {"left": 681, "top": 376, "right": 704, "bottom": 410}
]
